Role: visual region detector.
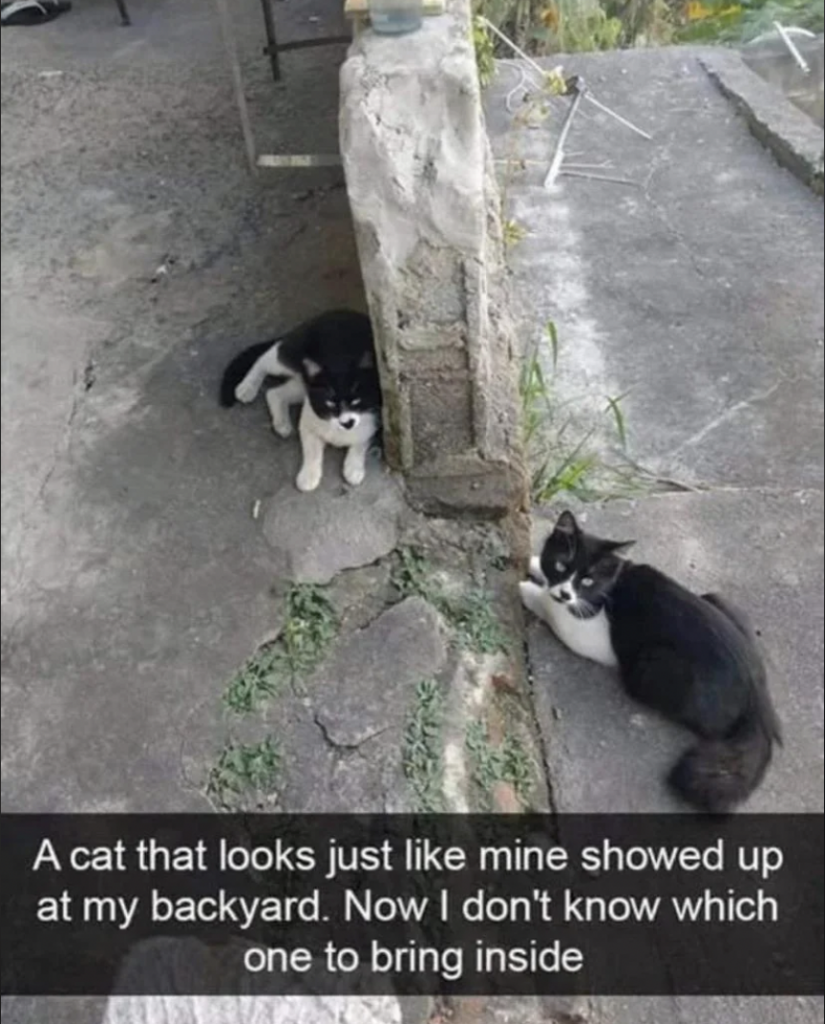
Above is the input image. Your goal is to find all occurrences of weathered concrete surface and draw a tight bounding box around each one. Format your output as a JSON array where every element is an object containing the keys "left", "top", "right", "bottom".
[
  {"left": 103, "top": 994, "right": 403, "bottom": 1024},
  {"left": 340, "top": 0, "right": 527, "bottom": 516},
  {"left": 314, "top": 597, "right": 446, "bottom": 747},
  {"left": 486, "top": 47, "right": 824, "bottom": 491},
  {"left": 529, "top": 490, "right": 824, "bottom": 814},
  {"left": 489, "top": 46, "right": 823, "bottom": 1024},
  {"left": 0, "top": 0, "right": 373, "bottom": 815},
  {"left": 703, "top": 47, "right": 824, "bottom": 192},
  {"left": 0, "top": 6, "right": 434, "bottom": 1022},
  {"left": 741, "top": 32, "right": 825, "bottom": 129},
  {"left": 261, "top": 464, "right": 406, "bottom": 583}
]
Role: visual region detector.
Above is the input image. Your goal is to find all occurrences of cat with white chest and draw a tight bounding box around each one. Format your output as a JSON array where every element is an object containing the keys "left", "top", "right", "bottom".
[
  {"left": 521, "top": 510, "right": 782, "bottom": 813},
  {"left": 220, "top": 310, "right": 381, "bottom": 492}
]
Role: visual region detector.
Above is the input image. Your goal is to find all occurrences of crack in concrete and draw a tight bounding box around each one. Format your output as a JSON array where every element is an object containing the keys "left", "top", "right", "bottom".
[
  {"left": 313, "top": 712, "right": 394, "bottom": 753},
  {"left": 6, "top": 363, "right": 87, "bottom": 613},
  {"left": 643, "top": 140, "right": 710, "bottom": 284},
  {"left": 521, "top": 633, "right": 561, "bottom": 826},
  {"left": 666, "top": 377, "right": 787, "bottom": 458}
]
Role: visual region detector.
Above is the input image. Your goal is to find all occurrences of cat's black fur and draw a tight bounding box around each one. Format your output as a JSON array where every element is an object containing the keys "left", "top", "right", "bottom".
[
  {"left": 219, "top": 309, "right": 381, "bottom": 424},
  {"left": 542, "top": 512, "right": 782, "bottom": 813},
  {"left": 220, "top": 340, "right": 284, "bottom": 406}
]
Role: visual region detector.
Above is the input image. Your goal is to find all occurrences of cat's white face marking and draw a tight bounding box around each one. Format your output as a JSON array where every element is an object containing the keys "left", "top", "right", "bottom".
[
  {"left": 336, "top": 411, "right": 361, "bottom": 431},
  {"left": 547, "top": 572, "right": 590, "bottom": 617},
  {"left": 519, "top": 579, "right": 618, "bottom": 668}
]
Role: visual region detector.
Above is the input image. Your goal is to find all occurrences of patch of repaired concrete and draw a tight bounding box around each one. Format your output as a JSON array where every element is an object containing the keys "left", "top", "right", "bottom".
[
  {"left": 262, "top": 465, "right": 407, "bottom": 584},
  {"left": 313, "top": 597, "right": 446, "bottom": 748}
]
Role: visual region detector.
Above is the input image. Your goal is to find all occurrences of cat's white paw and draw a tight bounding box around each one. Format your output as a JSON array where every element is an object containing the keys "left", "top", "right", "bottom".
[
  {"left": 235, "top": 379, "right": 258, "bottom": 404},
  {"left": 519, "top": 580, "right": 545, "bottom": 618},
  {"left": 343, "top": 462, "right": 366, "bottom": 487},
  {"left": 296, "top": 466, "right": 322, "bottom": 492},
  {"left": 272, "top": 419, "right": 293, "bottom": 439}
]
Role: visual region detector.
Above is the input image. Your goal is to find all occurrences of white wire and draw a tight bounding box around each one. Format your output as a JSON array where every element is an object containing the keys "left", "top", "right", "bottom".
[{"left": 497, "top": 58, "right": 597, "bottom": 123}]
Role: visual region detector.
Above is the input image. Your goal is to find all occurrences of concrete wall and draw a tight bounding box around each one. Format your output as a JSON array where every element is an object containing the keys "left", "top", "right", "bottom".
[{"left": 339, "top": 0, "right": 527, "bottom": 518}]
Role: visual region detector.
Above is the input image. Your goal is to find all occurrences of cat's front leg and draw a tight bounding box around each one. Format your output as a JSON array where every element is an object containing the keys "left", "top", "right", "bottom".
[
  {"left": 342, "top": 441, "right": 370, "bottom": 487},
  {"left": 528, "top": 556, "right": 547, "bottom": 585},
  {"left": 265, "top": 387, "right": 293, "bottom": 439},
  {"left": 519, "top": 580, "right": 552, "bottom": 626},
  {"left": 296, "top": 409, "right": 325, "bottom": 492}
]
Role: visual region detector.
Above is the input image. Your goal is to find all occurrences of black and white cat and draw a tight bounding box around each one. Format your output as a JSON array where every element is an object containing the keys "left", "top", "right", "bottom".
[
  {"left": 520, "top": 510, "right": 782, "bottom": 813},
  {"left": 220, "top": 310, "right": 381, "bottom": 492}
]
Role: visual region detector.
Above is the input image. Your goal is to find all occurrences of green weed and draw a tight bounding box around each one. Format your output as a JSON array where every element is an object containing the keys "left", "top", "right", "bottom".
[
  {"left": 223, "top": 644, "right": 286, "bottom": 715},
  {"left": 404, "top": 678, "right": 445, "bottom": 812},
  {"left": 222, "top": 584, "right": 338, "bottom": 714},
  {"left": 472, "top": 15, "right": 497, "bottom": 87},
  {"left": 206, "top": 738, "right": 282, "bottom": 810},
  {"left": 519, "top": 321, "right": 635, "bottom": 504},
  {"left": 393, "top": 548, "right": 510, "bottom": 654},
  {"left": 465, "top": 721, "right": 533, "bottom": 803},
  {"left": 440, "top": 590, "right": 510, "bottom": 654},
  {"left": 504, "top": 219, "right": 528, "bottom": 249}
]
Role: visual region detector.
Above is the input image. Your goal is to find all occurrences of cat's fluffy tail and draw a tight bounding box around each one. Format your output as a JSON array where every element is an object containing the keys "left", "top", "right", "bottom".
[
  {"left": 668, "top": 689, "right": 782, "bottom": 813},
  {"left": 219, "top": 341, "right": 273, "bottom": 408}
]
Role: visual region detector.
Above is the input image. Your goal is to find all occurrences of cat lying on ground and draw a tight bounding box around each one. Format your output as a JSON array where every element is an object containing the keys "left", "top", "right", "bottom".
[
  {"left": 520, "top": 510, "right": 782, "bottom": 813},
  {"left": 220, "top": 310, "right": 381, "bottom": 492}
]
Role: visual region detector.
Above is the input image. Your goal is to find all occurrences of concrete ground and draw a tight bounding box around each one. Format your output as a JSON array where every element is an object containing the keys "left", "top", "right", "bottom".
[
  {"left": 1, "top": 0, "right": 368, "bottom": 813},
  {"left": 1, "top": 3, "right": 428, "bottom": 1022},
  {"left": 2, "top": 10, "right": 823, "bottom": 1024},
  {"left": 487, "top": 45, "right": 823, "bottom": 1024},
  {"left": 2, "top": 12, "right": 535, "bottom": 1024}
]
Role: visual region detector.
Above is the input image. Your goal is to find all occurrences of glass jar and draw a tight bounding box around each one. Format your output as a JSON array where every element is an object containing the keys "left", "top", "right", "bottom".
[{"left": 368, "top": 0, "right": 423, "bottom": 35}]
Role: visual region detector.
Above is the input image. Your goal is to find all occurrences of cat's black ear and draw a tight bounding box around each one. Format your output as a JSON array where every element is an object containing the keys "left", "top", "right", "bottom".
[
  {"left": 303, "top": 358, "right": 322, "bottom": 379},
  {"left": 603, "top": 539, "right": 635, "bottom": 555},
  {"left": 554, "top": 511, "right": 580, "bottom": 536},
  {"left": 358, "top": 350, "right": 375, "bottom": 370}
]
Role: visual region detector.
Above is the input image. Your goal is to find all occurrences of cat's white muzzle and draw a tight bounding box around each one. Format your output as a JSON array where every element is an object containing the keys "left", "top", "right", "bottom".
[{"left": 549, "top": 581, "right": 575, "bottom": 605}]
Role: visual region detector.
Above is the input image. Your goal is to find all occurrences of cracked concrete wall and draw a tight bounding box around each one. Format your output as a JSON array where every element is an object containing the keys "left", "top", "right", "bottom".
[{"left": 339, "top": 0, "right": 527, "bottom": 518}]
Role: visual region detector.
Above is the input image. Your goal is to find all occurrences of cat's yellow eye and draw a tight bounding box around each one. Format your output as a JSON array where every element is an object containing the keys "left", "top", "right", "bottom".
[
  {"left": 581, "top": 577, "right": 594, "bottom": 586},
  {"left": 554, "top": 561, "right": 566, "bottom": 573}
]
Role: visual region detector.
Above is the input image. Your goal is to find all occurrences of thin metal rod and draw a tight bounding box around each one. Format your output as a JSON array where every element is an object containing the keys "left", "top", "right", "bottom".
[
  {"left": 257, "top": 154, "right": 343, "bottom": 168},
  {"left": 214, "top": 0, "right": 258, "bottom": 176},
  {"left": 113, "top": 0, "right": 130, "bottom": 25},
  {"left": 544, "top": 88, "right": 584, "bottom": 188},
  {"left": 563, "top": 161, "right": 613, "bottom": 169},
  {"left": 481, "top": 16, "right": 652, "bottom": 141},
  {"left": 260, "top": 0, "right": 282, "bottom": 82},
  {"left": 277, "top": 35, "right": 352, "bottom": 52},
  {"left": 583, "top": 93, "right": 653, "bottom": 140},
  {"left": 480, "top": 17, "right": 546, "bottom": 80},
  {"left": 773, "top": 21, "right": 811, "bottom": 74},
  {"left": 560, "top": 170, "right": 638, "bottom": 186}
]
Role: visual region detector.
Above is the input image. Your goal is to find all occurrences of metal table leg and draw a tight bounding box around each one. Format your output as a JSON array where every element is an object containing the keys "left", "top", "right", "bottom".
[{"left": 260, "top": 0, "right": 281, "bottom": 83}]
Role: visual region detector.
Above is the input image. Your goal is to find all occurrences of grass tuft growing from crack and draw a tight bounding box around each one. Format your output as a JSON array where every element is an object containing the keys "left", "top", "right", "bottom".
[
  {"left": 222, "top": 644, "right": 286, "bottom": 715},
  {"left": 222, "top": 584, "right": 338, "bottom": 714},
  {"left": 392, "top": 549, "right": 509, "bottom": 654},
  {"left": 441, "top": 590, "right": 510, "bottom": 655},
  {"left": 206, "top": 737, "right": 282, "bottom": 810},
  {"left": 520, "top": 320, "right": 638, "bottom": 504},
  {"left": 393, "top": 546, "right": 439, "bottom": 603},
  {"left": 466, "top": 721, "right": 533, "bottom": 805},
  {"left": 280, "top": 584, "right": 339, "bottom": 679},
  {"left": 403, "top": 678, "right": 445, "bottom": 812}
]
